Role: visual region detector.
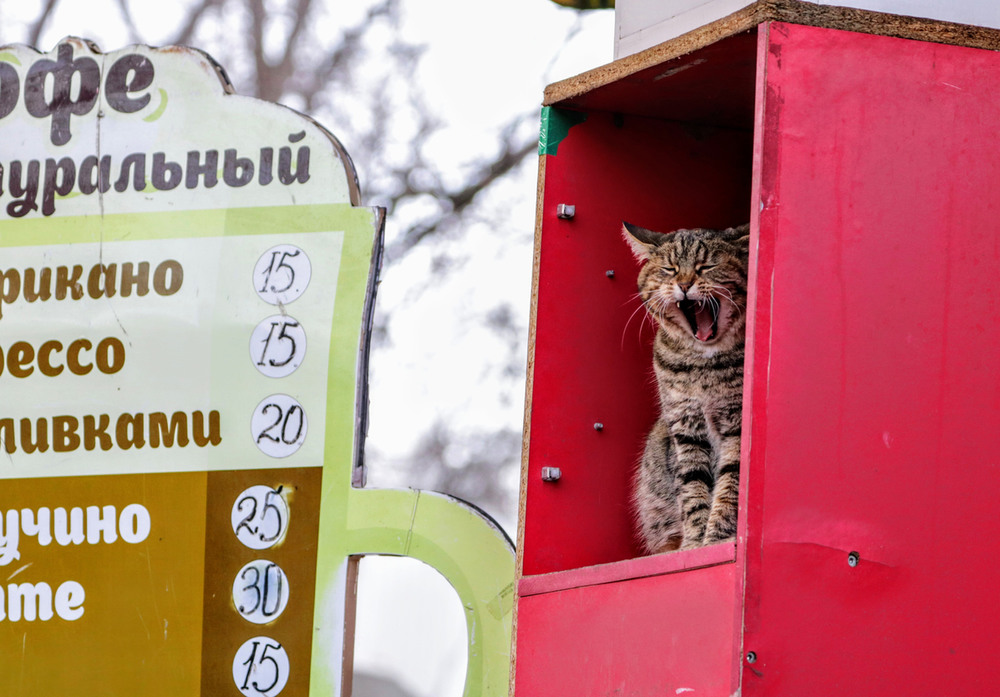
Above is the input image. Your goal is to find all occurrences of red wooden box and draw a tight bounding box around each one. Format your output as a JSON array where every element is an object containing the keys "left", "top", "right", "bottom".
[{"left": 515, "top": 16, "right": 1000, "bottom": 697}]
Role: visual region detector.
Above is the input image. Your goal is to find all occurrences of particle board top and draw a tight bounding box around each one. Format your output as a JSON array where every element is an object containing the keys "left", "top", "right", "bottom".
[{"left": 547, "top": 0, "right": 1000, "bottom": 113}]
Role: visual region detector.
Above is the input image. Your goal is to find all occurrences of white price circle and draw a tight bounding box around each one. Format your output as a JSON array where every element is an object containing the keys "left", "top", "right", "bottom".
[
  {"left": 251, "top": 394, "right": 307, "bottom": 458},
  {"left": 250, "top": 315, "right": 306, "bottom": 378},
  {"left": 231, "top": 485, "right": 289, "bottom": 550},
  {"left": 253, "top": 244, "right": 311, "bottom": 306},
  {"left": 233, "top": 636, "right": 289, "bottom": 696},
  {"left": 233, "top": 560, "right": 290, "bottom": 624}
]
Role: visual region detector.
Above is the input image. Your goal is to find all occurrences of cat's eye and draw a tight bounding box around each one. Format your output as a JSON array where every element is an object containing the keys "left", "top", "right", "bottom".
[
  {"left": 697, "top": 264, "right": 717, "bottom": 273},
  {"left": 661, "top": 266, "right": 677, "bottom": 276}
]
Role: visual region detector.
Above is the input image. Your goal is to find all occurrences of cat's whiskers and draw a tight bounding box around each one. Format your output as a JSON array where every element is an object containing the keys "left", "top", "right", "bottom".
[
  {"left": 644, "top": 294, "right": 670, "bottom": 328},
  {"left": 705, "top": 295, "right": 722, "bottom": 328},
  {"left": 621, "top": 292, "right": 659, "bottom": 348},
  {"left": 703, "top": 283, "right": 744, "bottom": 321}
]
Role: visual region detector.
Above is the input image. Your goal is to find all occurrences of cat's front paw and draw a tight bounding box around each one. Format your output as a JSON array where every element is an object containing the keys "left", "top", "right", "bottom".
[
  {"left": 702, "top": 532, "right": 735, "bottom": 547},
  {"left": 679, "top": 538, "right": 703, "bottom": 552}
]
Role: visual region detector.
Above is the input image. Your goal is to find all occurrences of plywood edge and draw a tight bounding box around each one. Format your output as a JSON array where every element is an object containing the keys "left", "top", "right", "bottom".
[
  {"left": 769, "top": 1, "right": 1000, "bottom": 50},
  {"left": 518, "top": 541, "right": 736, "bottom": 597},
  {"left": 341, "top": 555, "right": 361, "bottom": 697},
  {"left": 509, "top": 151, "right": 546, "bottom": 697},
  {"left": 545, "top": 0, "right": 1000, "bottom": 108},
  {"left": 515, "top": 151, "right": 546, "bottom": 582},
  {"left": 545, "top": 2, "right": 768, "bottom": 107}
]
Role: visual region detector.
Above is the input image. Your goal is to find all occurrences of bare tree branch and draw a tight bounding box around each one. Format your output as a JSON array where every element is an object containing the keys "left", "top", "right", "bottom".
[
  {"left": 385, "top": 127, "right": 538, "bottom": 262},
  {"left": 169, "top": 0, "right": 224, "bottom": 46},
  {"left": 398, "top": 420, "right": 521, "bottom": 519},
  {"left": 271, "top": 0, "right": 313, "bottom": 81},
  {"left": 244, "top": 0, "right": 317, "bottom": 102},
  {"left": 114, "top": 0, "right": 141, "bottom": 43},
  {"left": 247, "top": 0, "right": 268, "bottom": 98},
  {"left": 300, "top": 0, "right": 396, "bottom": 112},
  {"left": 27, "top": 0, "right": 60, "bottom": 47}
]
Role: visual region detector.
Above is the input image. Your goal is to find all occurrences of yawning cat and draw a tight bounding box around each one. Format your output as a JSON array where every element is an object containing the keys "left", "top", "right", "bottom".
[{"left": 623, "top": 221, "right": 749, "bottom": 553}]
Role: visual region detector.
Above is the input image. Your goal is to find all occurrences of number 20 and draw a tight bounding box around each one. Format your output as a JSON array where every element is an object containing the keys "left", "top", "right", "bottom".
[{"left": 251, "top": 394, "right": 307, "bottom": 458}]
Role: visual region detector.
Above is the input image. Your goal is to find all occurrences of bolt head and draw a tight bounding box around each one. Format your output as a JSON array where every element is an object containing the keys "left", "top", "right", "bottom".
[
  {"left": 541, "top": 466, "right": 562, "bottom": 482},
  {"left": 556, "top": 204, "right": 576, "bottom": 220}
]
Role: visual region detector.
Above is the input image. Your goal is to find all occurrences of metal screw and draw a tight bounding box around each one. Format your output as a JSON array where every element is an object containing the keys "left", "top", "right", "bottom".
[
  {"left": 541, "top": 467, "right": 562, "bottom": 482},
  {"left": 605, "top": 269, "right": 615, "bottom": 278},
  {"left": 593, "top": 423, "right": 604, "bottom": 431},
  {"left": 746, "top": 652, "right": 757, "bottom": 664},
  {"left": 556, "top": 204, "right": 576, "bottom": 220},
  {"left": 848, "top": 551, "right": 860, "bottom": 567}
]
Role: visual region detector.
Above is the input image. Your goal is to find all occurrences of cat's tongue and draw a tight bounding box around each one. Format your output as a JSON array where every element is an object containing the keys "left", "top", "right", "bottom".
[
  {"left": 693, "top": 304, "right": 716, "bottom": 342},
  {"left": 680, "top": 299, "right": 718, "bottom": 342}
]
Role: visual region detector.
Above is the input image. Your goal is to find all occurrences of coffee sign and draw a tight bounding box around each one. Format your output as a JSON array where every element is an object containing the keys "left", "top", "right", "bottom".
[{"left": 0, "top": 38, "right": 513, "bottom": 697}]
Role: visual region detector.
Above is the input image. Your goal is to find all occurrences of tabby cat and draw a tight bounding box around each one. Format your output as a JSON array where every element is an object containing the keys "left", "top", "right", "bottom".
[{"left": 623, "top": 221, "right": 750, "bottom": 553}]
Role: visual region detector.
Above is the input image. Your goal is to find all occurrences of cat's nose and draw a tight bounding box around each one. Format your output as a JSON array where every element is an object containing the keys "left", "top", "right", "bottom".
[{"left": 677, "top": 281, "right": 692, "bottom": 294}]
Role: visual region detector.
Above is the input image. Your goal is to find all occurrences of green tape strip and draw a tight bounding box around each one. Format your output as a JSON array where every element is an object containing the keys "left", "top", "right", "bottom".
[{"left": 539, "top": 106, "right": 588, "bottom": 156}]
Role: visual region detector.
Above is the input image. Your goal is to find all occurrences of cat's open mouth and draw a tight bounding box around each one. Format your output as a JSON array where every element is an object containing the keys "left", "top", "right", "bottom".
[{"left": 679, "top": 298, "right": 718, "bottom": 342}]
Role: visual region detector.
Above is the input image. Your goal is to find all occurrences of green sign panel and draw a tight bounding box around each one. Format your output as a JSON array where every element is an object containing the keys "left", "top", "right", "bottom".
[{"left": 0, "top": 37, "right": 513, "bottom": 697}]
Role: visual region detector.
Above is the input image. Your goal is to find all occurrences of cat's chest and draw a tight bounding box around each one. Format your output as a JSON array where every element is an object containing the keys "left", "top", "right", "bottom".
[
  {"left": 660, "top": 387, "right": 735, "bottom": 452},
  {"left": 656, "top": 357, "right": 742, "bottom": 431},
  {"left": 655, "top": 355, "right": 743, "bottom": 400},
  {"left": 660, "top": 382, "right": 730, "bottom": 416}
]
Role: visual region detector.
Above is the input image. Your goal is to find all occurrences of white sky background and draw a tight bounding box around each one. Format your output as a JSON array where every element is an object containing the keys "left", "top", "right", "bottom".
[
  {"left": 1, "top": 2, "right": 614, "bottom": 695},
  {"left": 362, "top": 1, "right": 613, "bottom": 513}
]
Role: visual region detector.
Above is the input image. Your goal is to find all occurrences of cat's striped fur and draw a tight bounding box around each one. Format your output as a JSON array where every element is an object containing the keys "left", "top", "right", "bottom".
[{"left": 624, "top": 221, "right": 750, "bottom": 553}]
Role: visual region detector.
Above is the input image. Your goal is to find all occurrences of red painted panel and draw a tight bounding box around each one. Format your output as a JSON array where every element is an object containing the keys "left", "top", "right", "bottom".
[
  {"left": 743, "top": 23, "right": 1000, "bottom": 696},
  {"left": 524, "top": 112, "right": 753, "bottom": 575},
  {"left": 558, "top": 29, "right": 759, "bottom": 128},
  {"left": 519, "top": 541, "right": 734, "bottom": 596},
  {"left": 515, "top": 562, "right": 738, "bottom": 697}
]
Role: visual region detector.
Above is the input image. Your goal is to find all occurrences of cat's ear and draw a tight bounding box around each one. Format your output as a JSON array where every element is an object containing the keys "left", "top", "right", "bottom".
[
  {"left": 725, "top": 223, "right": 751, "bottom": 254},
  {"left": 622, "top": 222, "right": 669, "bottom": 261}
]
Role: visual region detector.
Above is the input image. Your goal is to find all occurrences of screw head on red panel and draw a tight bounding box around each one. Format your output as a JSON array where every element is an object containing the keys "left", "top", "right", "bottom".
[
  {"left": 556, "top": 204, "right": 576, "bottom": 220},
  {"left": 540, "top": 467, "right": 562, "bottom": 482}
]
